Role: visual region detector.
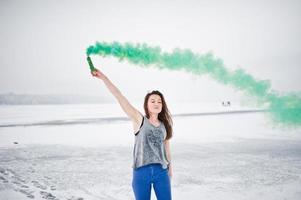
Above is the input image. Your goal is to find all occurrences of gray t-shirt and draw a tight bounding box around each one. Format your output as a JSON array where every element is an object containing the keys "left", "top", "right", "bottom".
[{"left": 132, "top": 115, "right": 170, "bottom": 170}]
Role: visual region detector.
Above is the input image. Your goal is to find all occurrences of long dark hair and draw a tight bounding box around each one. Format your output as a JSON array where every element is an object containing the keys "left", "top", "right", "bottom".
[{"left": 143, "top": 90, "right": 173, "bottom": 140}]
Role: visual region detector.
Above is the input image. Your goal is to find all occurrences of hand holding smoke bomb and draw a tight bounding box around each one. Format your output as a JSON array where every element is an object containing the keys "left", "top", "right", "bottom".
[{"left": 87, "top": 56, "right": 107, "bottom": 80}]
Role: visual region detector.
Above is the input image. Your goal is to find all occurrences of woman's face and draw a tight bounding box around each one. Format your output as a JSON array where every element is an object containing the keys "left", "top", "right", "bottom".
[{"left": 147, "top": 94, "right": 162, "bottom": 114}]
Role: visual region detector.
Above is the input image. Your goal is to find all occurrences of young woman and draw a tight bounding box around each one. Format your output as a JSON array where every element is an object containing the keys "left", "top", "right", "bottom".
[{"left": 91, "top": 68, "right": 173, "bottom": 200}]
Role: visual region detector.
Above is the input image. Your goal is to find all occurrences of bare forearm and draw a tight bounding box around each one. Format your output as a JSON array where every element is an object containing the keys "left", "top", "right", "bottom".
[
  {"left": 99, "top": 75, "right": 139, "bottom": 120},
  {"left": 101, "top": 76, "right": 123, "bottom": 100},
  {"left": 167, "top": 151, "right": 172, "bottom": 166},
  {"left": 165, "top": 140, "right": 172, "bottom": 166}
]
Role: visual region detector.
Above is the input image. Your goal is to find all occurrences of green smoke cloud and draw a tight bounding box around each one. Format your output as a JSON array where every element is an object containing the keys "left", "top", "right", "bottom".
[{"left": 86, "top": 41, "right": 301, "bottom": 128}]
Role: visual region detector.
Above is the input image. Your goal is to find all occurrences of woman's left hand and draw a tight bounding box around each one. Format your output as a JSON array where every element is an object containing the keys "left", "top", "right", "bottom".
[{"left": 168, "top": 165, "right": 173, "bottom": 179}]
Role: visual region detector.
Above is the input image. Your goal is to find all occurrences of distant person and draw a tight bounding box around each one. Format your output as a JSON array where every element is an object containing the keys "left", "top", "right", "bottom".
[
  {"left": 222, "top": 101, "right": 231, "bottom": 107},
  {"left": 91, "top": 68, "right": 173, "bottom": 200}
]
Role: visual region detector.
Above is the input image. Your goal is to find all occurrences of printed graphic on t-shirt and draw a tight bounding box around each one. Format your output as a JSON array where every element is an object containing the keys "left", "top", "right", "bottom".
[{"left": 146, "top": 128, "right": 164, "bottom": 148}]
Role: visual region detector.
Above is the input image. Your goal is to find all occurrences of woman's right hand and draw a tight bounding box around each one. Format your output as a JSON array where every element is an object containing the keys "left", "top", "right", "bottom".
[{"left": 91, "top": 68, "right": 106, "bottom": 80}]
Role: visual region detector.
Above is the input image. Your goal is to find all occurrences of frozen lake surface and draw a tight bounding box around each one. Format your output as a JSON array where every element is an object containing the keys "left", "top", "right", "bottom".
[{"left": 0, "top": 103, "right": 301, "bottom": 199}]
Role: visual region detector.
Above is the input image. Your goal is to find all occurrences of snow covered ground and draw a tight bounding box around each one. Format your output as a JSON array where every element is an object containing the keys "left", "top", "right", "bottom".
[{"left": 0, "top": 102, "right": 301, "bottom": 199}]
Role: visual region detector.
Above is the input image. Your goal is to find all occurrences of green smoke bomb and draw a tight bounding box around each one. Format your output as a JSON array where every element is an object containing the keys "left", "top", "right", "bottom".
[{"left": 87, "top": 56, "right": 97, "bottom": 72}]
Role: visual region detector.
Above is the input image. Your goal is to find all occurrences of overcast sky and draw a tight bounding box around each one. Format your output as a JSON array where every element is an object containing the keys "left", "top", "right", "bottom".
[{"left": 0, "top": 0, "right": 300, "bottom": 104}]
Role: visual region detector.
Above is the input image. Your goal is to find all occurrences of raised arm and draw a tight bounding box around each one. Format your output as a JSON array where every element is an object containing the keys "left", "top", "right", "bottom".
[{"left": 91, "top": 68, "right": 142, "bottom": 123}]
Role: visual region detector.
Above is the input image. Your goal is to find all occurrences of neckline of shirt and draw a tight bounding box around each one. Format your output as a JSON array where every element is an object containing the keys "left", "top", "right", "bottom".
[{"left": 145, "top": 116, "right": 162, "bottom": 128}]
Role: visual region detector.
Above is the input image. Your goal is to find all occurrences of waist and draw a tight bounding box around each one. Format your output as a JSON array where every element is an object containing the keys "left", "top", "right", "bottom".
[{"left": 135, "top": 163, "right": 162, "bottom": 170}]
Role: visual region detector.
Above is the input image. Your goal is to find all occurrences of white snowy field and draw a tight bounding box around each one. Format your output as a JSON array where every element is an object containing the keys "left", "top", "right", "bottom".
[{"left": 0, "top": 102, "right": 301, "bottom": 200}]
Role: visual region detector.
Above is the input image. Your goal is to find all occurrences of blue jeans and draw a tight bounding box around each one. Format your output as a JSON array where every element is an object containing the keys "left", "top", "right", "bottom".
[{"left": 132, "top": 163, "right": 172, "bottom": 200}]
